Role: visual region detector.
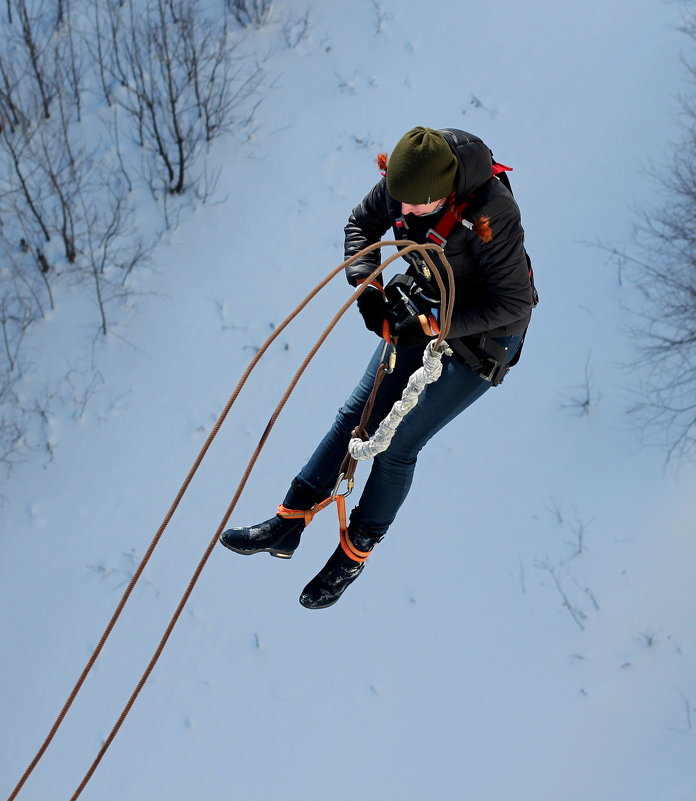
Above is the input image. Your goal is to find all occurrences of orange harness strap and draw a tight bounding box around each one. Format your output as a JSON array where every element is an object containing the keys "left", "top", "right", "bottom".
[
  {"left": 277, "top": 495, "right": 334, "bottom": 527},
  {"left": 339, "top": 527, "right": 371, "bottom": 563},
  {"left": 277, "top": 494, "right": 369, "bottom": 564},
  {"left": 275, "top": 344, "right": 391, "bottom": 566},
  {"left": 334, "top": 495, "right": 368, "bottom": 563}
]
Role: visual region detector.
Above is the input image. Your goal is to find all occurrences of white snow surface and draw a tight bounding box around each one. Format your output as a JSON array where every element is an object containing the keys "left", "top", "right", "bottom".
[{"left": 3, "top": 1, "right": 696, "bottom": 800}]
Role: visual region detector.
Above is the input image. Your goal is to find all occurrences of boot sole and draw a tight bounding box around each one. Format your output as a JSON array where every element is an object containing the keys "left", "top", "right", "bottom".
[
  {"left": 299, "top": 595, "right": 340, "bottom": 609},
  {"left": 219, "top": 539, "right": 295, "bottom": 559}
]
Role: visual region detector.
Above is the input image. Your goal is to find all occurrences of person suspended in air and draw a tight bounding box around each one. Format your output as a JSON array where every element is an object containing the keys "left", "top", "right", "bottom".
[{"left": 220, "top": 126, "right": 536, "bottom": 609}]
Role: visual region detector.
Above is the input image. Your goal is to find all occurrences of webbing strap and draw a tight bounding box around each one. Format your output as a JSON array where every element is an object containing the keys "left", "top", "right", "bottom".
[
  {"left": 277, "top": 495, "right": 334, "bottom": 526},
  {"left": 278, "top": 493, "right": 367, "bottom": 564},
  {"left": 491, "top": 161, "right": 513, "bottom": 176},
  {"left": 356, "top": 278, "right": 387, "bottom": 296},
  {"left": 417, "top": 313, "right": 440, "bottom": 337},
  {"left": 277, "top": 493, "right": 348, "bottom": 535},
  {"left": 339, "top": 523, "right": 371, "bottom": 563},
  {"left": 425, "top": 201, "right": 468, "bottom": 247}
]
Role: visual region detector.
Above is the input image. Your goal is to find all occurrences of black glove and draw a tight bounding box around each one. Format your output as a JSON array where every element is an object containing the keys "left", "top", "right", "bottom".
[
  {"left": 356, "top": 285, "right": 389, "bottom": 336},
  {"left": 395, "top": 314, "right": 433, "bottom": 347}
]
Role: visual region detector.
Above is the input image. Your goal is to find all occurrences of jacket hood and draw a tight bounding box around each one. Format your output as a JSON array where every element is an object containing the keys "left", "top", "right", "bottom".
[{"left": 440, "top": 128, "right": 493, "bottom": 197}]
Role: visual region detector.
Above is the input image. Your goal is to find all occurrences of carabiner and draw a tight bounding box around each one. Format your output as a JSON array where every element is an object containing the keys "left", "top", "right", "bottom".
[
  {"left": 380, "top": 340, "right": 397, "bottom": 374},
  {"left": 331, "top": 472, "right": 354, "bottom": 499}
]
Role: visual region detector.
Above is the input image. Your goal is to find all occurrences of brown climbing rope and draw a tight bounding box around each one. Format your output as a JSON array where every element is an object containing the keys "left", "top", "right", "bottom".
[{"left": 7, "top": 240, "right": 456, "bottom": 801}]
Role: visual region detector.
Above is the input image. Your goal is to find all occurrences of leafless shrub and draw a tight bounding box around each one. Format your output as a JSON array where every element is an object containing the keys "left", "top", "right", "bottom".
[
  {"left": 0, "top": 378, "right": 25, "bottom": 471},
  {"left": 676, "top": 690, "right": 694, "bottom": 733},
  {"left": 0, "top": 0, "right": 148, "bottom": 466},
  {"left": 0, "top": 0, "right": 268, "bottom": 467},
  {"left": 75, "top": 188, "right": 153, "bottom": 335},
  {"left": 228, "top": 0, "right": 272, "bottom": 29},
  {"left": 13, "top": 0, "right": 57, "bottom": 120},
  {"left": 368, "top": 0, "right": 389, "bottom": 34},
  {"left": 560, "top": 353, "right": 601, "bottom": 416},
  {"left": 538, "top": 560, "right": 587, "bottom": 631},
  {"left": 102, "top": 0, "right": 264, "bottom": 197},
  {"left": 617, "top": 16, "right": 696, "bottom": 460},
  {"left": 1, "top": 288, "right": 34, "bottom": 379},
  {"left": 281, "top": 9, "right": 311, "bottom": 48}
]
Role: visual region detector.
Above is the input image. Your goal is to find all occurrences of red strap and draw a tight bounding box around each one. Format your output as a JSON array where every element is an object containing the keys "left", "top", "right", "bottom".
[
  {"left": 425, "top": 315, "right": 440, "bottom": 336},
  {"left": 492, "top": 162, "right": 513, "bottom": 176},
  {"left": 429, "top": 162, "right": 512, "bottom": 245},
  {"left": 404, "top": 161, "right": 515, "bottom": 251},
  {"left": 381, "top": 318, "right": 392, "bottom": 342},
  {"left": 426, "top": 201, "right": 469, "bottom": 247}
]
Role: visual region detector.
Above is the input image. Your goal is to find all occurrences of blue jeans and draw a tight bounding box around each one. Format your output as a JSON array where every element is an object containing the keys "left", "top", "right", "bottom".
[{"left": 286, "top": 335, "right": 522, "bottom": 536}]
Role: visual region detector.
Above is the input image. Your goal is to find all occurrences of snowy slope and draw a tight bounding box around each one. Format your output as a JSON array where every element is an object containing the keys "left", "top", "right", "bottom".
[{"left": 3, "top": 1, "right": 696, "bottom": 800}]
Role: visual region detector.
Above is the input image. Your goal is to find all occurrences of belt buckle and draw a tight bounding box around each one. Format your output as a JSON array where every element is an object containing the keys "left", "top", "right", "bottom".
[{"left": 480, "top": 358, "right": 509, "bottom": 386}]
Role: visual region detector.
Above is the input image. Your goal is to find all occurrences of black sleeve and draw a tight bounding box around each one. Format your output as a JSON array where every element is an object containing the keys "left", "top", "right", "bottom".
[
  {"left": 448, "top": 196, "right": 533, "bottom": 337},
  {"left": 343, "top": 178, "right": 393, "bottom": 286}
]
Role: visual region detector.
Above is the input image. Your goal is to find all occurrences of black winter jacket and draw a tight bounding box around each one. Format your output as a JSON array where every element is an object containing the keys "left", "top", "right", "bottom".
[{"left": 344, "top": 128, "right": 534, "bottom": 348}]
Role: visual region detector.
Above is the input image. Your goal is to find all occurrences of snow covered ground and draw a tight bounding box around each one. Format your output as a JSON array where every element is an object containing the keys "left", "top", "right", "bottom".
[{"left": 3, "top": 1, "right": 696, "bottom": 799}]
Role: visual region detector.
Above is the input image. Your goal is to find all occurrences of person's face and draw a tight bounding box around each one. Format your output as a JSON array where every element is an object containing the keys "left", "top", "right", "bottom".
[{"left": 401, "top": 198, "right": 446, "bottom": 216}]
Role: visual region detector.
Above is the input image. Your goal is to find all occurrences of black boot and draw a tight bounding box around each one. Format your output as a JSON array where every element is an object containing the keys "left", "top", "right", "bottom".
[
  {"left": 299, "top": 525, "right": 382, "bottom": 609},
  {"left": 220, "top": 515, "right": 304, "bottom": 559},
  {"left": 220, "top": 479, "right": 319, "bottom": 559}
]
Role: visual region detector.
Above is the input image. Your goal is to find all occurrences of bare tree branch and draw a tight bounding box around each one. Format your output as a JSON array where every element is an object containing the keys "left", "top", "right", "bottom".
[{"left": 604, "top": 16, "right": 696, "bottom": 460}]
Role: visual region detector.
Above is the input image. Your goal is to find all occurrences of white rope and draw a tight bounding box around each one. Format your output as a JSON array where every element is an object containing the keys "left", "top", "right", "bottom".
[{"left": 348, "top": 339, "right": 453, "bottom": 460}]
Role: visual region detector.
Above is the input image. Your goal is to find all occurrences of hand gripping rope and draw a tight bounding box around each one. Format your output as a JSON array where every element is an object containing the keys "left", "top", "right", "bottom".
[{"left": 6, "top": 240, "right": 456, "bottom": 801}]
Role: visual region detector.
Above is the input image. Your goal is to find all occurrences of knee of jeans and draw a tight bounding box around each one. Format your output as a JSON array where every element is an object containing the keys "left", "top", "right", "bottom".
[
  {"left": 334, "top": 398, "right": 366, "bottom": 433},
  {"left": 334, "top": 404, "right": 353, "bottom": 433},
  {"left": 377, "top": 422, "right": 431, "bottom": 463},
  {"left": 375, "top": 447, "right": 418, "bottom": 469}
]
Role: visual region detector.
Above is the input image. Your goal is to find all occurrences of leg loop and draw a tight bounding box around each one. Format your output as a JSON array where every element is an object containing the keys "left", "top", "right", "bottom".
[
  {"left": 278, "top": 495, "right": 371, "bottom": 563},
  {"left": 339, "top": 527, "right": 372, "bottom": 563},
  {"left": 277, "top": 495, "right": 335, "bottom": 527}
]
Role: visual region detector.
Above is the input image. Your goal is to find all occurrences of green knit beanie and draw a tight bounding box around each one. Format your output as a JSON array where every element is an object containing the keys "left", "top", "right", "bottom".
[{"left": 386, "top": 127, "right": 457, "bottom": 204}]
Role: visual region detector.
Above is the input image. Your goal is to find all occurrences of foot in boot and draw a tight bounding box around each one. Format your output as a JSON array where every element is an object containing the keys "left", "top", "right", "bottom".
[
  {"left": 220, "top": 515, "right": 303, "bottom": 559},
  {"left": 299, "top": 545, "right": 365, "bottom": 609}
]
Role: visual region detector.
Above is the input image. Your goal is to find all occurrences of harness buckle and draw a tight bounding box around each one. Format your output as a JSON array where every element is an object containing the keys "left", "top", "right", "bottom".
[
  {"left": 480, "top": 357, "right": 509, "bottom": 386},
  {"left": 425, "top": 228, "right": 447, "bottom": 248},
  {"left": 406, "top": 251, "right": 431, "bottom": 280}
]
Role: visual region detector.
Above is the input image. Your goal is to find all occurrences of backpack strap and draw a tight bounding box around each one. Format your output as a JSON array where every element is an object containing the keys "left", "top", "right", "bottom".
[
  {"left": 424, "top": 201, "right": 470, "bottom": 247},
  {"left": 491, "top": 160, "right": 513, "bottom": 192},
  {"left": 425, "top": 158, "right": 513, "bottom": 248}
]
